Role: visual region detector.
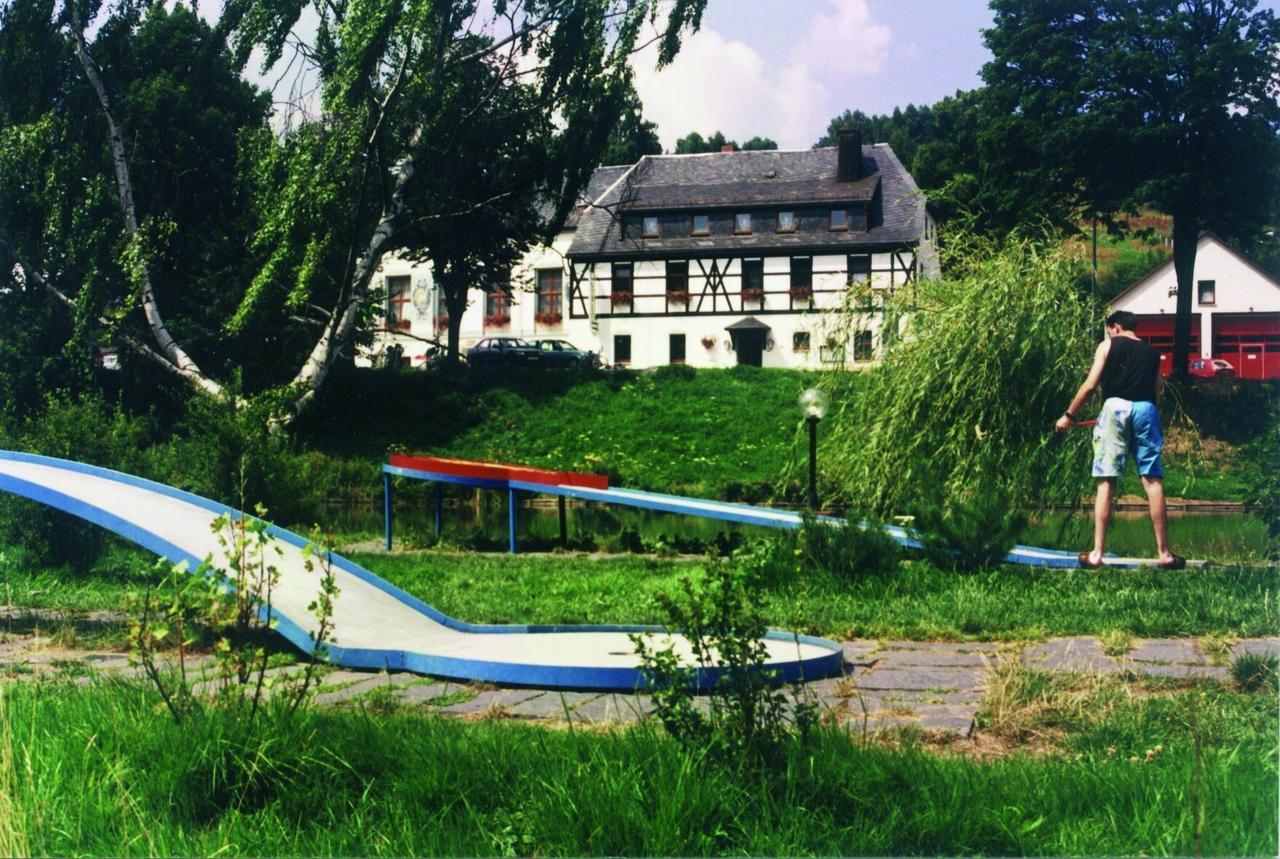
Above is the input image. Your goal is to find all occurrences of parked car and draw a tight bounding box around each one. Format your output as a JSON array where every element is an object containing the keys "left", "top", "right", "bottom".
[
  {"left": 465, "top": 337, "right": 542, "bottom": 367},
  {"left": 532, "top": 339, "right": 599, "bottom": 369},
  {"left": 1188, "top": 358, "right": 1235, "bottom": 378}
]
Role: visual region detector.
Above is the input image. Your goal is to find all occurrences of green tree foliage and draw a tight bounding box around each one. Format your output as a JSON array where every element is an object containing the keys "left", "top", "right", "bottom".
[
  {"left": 671, "top": 129, "right": 775, "bottom": 153},
  {"left": 0, "top": 0, "right": 707, "bottom": 421},
  {"left": 819, "top": 233, "right": 1096, "bottom": 516},
  {"left": 740, "top": 136, "right": 777, "bottom": 151},
  {"left": 395, "top": 52, "right": 552, "bottom": 364},
  {"left": 0, "top": 0, "right": 269, "bottom": 408},
  {"left": 599, "top": 88, "right": 662, "bottom": 165},
  {"left": 982, "top": 0, "right": 1280, "bottom": 379}
]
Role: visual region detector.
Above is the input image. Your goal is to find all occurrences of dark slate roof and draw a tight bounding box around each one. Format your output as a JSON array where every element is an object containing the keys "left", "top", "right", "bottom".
[
  {"left": 562, "top": 165, "right": 633, "bottom": 229},
  {"left": 724, "top": 316, "right": 771, "bottom": 331},
  {"left": 568, "top": 145, "right": 927, "bottom": 260}
]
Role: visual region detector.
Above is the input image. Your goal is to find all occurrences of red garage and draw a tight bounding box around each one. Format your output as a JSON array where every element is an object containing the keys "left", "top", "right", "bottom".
[
  {"left": 1110, "top": 234, "right": 1280, "bottom": 380},
  {"left": 1132, "top": 315, "right": 1201, "bottom": 377},
  {"left": 1213, "top": 314, "right": 1280, "bottom": 380}
]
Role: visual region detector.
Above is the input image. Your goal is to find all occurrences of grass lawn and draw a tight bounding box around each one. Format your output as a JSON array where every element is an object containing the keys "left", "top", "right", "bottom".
[
  {"left": 6, "top": 539, "right": 1274, "bottom": 642},
  {"left": 2, "top": 671, "right": 1273, "bottom": 856}
]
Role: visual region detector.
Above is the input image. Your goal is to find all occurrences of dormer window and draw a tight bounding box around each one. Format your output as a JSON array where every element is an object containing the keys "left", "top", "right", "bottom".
[
  {"left": 691, "top": 214, "right": 711, "bottom": 236},
  {"left": 830, "top": 209, "right": 849, "bottom": 231},
  {"left": 734, "top": 213, "right": 752, "bottom": 234},
  {"left": 642, "top": 215, "right": 659, "bottom": 237},
  {"left": 777, "top": 211, "right": 796, "bottom": 233}
]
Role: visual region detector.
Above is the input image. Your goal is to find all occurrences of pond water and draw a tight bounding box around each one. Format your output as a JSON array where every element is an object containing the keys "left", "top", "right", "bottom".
[{"left": 314, "top": 492, "right": 1272, "bottom": 562}]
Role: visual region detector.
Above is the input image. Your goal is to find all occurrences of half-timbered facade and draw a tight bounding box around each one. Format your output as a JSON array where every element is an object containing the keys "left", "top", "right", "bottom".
[{"left": 363, "top": 131, "right": 936, "bottom": 369}]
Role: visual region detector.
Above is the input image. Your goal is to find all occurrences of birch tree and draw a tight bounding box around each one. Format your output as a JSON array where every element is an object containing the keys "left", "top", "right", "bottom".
[{"left": 1, "top": 0, "right": 704, "bottom": 420}]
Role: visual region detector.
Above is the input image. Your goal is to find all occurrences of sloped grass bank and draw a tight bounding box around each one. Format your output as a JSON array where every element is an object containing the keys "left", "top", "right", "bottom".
[
  {"left": 294, "top": 365, "right": 824, "bottom": 500},
  {"left": 2, "top": 680, "right": 1273, "bottom": 856}
]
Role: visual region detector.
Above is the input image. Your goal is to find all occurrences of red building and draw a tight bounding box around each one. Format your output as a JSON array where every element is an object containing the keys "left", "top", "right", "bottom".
[{"left": 1109, "top": 234, "right": 1280, "bottom": 379}]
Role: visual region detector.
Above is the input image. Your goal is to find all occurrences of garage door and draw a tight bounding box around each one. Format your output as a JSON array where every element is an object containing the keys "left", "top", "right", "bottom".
[
  {"left": 1134, "top": 315, "right": 1200, "bottom": 377},
  {"left": 1214, "top": 314, "right": 1280, "bottom": 380}
]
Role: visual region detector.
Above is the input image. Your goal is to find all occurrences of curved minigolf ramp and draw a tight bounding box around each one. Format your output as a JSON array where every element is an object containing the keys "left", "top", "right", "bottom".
[{"left": 0, "top": 451, "right": 843, "bottom": 691}]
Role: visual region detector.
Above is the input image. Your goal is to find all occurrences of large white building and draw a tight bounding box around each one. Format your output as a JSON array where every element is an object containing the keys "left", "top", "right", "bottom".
[
  {"left": 367, "top": 130, "right": 937, "bottom": 370},
  {"left": 1109, "top": 232, "right": 1280, "bottom": 379}
]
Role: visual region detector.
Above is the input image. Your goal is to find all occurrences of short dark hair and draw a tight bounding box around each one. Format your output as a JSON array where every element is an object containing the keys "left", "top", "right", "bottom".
[{"left": 1106, "top": 310, "right": 1138, "bottom": 331}]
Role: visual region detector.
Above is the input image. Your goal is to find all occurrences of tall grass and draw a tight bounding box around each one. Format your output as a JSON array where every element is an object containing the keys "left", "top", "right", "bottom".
[
  {"left": 2, "top": 680, "right": 1274, "bottom": 856},
  {"left": 820, "top": 234, "right": 1096, "bottom": 516},
  {"left": 0, "top": 685, "right": 27, "bottom": 858}
]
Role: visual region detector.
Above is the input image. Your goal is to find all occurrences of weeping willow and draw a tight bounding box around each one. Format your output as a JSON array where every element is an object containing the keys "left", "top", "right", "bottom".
[{"left": 816, "top": 232, "right": 1098, "bottom": 516}]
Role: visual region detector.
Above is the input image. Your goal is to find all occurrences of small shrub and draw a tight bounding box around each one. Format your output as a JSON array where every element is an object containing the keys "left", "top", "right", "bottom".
[
  {"left": 631, "top": 560, "right": 816, "bottom": 765},
  {"left": 1230, "top": 651, "right": 1278, "bottom": 694},
  {"left": 128, "top": 514, "right": 338, "bottom": 725},
  {"left": 908, "top": 483, "right": 1026, "bottom": 573},
  {"left": 651, "top": 363, "right": 696, "bottom": 382},
  {"left": 0, "top": 393, "right": 158, "bottom": 566},
  {"left": 796, "top": 512, "right": 902, "bottom": 578}
]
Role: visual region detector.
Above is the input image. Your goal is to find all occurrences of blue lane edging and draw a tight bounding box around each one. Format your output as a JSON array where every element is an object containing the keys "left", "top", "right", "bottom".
[
  {"left": 0, "top": 451, "right": 844, "bottom": 691},
  {"left": 398, "top": 466, "right": 1111, "bottom": 569}
]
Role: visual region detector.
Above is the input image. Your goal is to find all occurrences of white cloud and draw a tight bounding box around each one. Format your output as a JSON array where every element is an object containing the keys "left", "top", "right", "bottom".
[
  {"left": 632, "top": 0, "right": 893, "bottom": 151},
  {"left": 792, "top": 0, "right": 892, "bottom": 78}
]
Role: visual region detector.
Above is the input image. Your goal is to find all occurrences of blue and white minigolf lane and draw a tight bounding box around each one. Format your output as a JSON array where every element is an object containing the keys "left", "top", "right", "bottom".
[{"left": 0, "top": 451, "right": 844, "bottom": 691}]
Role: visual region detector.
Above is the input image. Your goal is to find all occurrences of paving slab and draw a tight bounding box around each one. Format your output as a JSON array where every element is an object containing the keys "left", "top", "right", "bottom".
[
  {"left": 913, "top": 704, "right": 977, "bottom": 738},
  {"left": 1127, "top": 639, "right": 1203, "bottom": 665},
  {"left": 505, "top": 691, "right": 602, "bottom": 719},
  {"left": 1125, "top": 663, "right": 1230, "bottom": 681},
  {"left": 1230, "top": 638, "right": 1280, "bottom": 659},
  {"left": 1022, "top": 637, "right": 1121, "bottom": 673},
  {"left": 841, "top": 641, "right": 878, "bottom": 664},
  {"left": 855, "top": 667, "right": 984, "bottom": 692},
  {"left": 568, "top": 693, "right": 654, "bottom": 724},
  {"left": 875, "top": 641, "right": 1003, "bottom": 653},
  {"left": 875, "top": 650, "right": 998, "bottom": 669},
  {"left": 313, "top": 675, "right": 388, "bottom": 705},
  {"left": 433, "top": 688, "right": 544, "bottom": 717},
  {"left": 395, "top": 683, "right": 461, "bottom": 706}
]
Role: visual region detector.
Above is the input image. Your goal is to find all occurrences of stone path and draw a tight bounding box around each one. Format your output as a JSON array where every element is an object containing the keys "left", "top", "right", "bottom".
[{"left": 4, "top": 611, "right": 1274, "bottom": 738}]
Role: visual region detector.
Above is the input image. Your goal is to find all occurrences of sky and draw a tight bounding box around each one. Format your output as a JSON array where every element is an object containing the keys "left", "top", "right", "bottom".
[
  {"left": 212, "top": 0, "right": 1280, "bottom": 151},
  {"left": 634, "top": 0, "right": 998, "bottom": 150}
]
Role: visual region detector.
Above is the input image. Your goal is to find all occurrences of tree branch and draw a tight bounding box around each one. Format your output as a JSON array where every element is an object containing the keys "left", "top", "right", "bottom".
[{"left": 67, "top": 1, "right": 221, "bottom": 397}]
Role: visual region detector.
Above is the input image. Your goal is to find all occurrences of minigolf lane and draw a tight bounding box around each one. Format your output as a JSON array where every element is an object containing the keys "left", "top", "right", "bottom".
[{"left": 0, "top": 451, "right": 843, "bottom": 691}]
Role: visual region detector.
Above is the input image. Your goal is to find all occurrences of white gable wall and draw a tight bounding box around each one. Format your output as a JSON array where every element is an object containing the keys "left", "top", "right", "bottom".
[{"left": 1111, "top": 234, "right": 1280, "bottom": 359}]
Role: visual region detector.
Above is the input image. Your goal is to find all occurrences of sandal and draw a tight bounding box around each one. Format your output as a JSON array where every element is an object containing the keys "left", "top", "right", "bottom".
[
  {"left": 1156, "top": 554, "right": 1186, "bottom": 570},
  {"left": 1077, "top": 552, "right": 1104, "bottom": 569}
]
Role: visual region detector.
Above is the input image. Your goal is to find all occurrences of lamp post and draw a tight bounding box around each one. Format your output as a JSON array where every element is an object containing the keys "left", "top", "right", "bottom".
[{"left": 798, "top": 388, "right": 829, "bottom": 511}]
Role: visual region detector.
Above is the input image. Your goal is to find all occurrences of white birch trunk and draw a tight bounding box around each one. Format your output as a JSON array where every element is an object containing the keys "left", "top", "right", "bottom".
[{"left": 69, "top": 19, "right": 222, "bottom": 398}]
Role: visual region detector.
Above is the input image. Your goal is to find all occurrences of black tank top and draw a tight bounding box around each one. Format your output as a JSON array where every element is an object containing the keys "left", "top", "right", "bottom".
[{"left": 1100, "top": 336, "right": 1160, "bottom": 403}]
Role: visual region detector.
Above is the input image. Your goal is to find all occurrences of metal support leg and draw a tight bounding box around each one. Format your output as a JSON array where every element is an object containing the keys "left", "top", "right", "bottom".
[
  {"left": 508, "top": 488, "right": 518, "bottom": 554},
  {"left": 558, "top": 495, "right": 567, "bottom": 548},
  {"left": 384, "top": 472, "right": 393, "bottom": 550},
  {"left": 434, "top": 484, "right": 443, "bottom": 538}
]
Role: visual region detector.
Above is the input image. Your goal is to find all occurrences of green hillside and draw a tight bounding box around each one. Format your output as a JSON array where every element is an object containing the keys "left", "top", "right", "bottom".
[{"left": 296, "top": 365, "right": 826, "bottom": 500}]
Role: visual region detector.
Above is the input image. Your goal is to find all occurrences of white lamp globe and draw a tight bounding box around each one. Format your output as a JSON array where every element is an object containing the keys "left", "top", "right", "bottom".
[{"left": 799, "top": 387, "right": 829, "bottom": 420}]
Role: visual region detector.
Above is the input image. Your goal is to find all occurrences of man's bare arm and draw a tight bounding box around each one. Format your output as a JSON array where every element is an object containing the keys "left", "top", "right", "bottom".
[{"left": 1055, "top": 339, "right": 1110, "bottom": 432}]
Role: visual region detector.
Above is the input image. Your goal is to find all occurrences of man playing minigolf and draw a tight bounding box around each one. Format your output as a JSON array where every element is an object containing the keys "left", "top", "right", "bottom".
[{"left": 1055, "top": 310, "right": 1185, "bottom": 569}]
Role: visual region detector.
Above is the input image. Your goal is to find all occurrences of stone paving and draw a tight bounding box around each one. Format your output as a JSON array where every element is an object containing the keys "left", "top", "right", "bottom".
[{"left": 2, "top": 613, "right": 1275, "bottom": 737}]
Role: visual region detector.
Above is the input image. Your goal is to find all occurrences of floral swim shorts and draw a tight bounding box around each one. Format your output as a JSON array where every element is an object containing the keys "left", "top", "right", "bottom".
[{"left": 1092, "top": 397, "right": 1164, "bottom": 478}]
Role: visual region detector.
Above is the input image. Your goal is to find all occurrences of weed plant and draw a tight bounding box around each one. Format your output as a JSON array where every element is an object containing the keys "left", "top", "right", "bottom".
[
  {"left": 1230, "top": 651, "right": 1278, "bottom": 694},
  {"left": 128, "top": 513, "right": 338, "bottom": 725},
  {"left": 632, "top": 560, "right": 816, "bottom": 766}
]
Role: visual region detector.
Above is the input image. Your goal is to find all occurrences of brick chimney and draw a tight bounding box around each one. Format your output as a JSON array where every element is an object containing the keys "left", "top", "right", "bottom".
[
  {"left": 837, "top": 128, "right": 863, "bottom": 181},
  {"left": 720, "top": 143, "right": 736, "bottom": 153}
]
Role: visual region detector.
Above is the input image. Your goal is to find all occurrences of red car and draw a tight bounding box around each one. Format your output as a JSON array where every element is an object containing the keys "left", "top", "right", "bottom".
[{"left": 1188, "top": 358, "right": 1235, "bottom": 378}]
